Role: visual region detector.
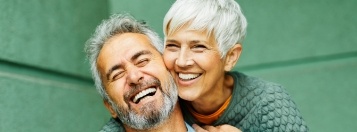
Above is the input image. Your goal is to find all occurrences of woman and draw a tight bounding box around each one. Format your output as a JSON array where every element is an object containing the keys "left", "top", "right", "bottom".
[{"left": 163, "top": 0, "right": 308, "bottom": 131}]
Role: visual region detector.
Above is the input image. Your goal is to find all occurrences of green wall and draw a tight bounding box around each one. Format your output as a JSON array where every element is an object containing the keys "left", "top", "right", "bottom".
[
  {"left": 0, "top": 0, "right": 109, "bottom": 131},
  {"left": 1, "top": 0, "right": 356, "bottom": 131},
  {"left": 237, "top": 1, "right": 357, "bottom": 131}
]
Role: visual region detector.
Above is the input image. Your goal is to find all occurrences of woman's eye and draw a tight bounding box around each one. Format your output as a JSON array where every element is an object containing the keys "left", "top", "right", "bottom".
[
  {"left": 166, "top": 44, "right": 178, "bottom": 47},
  {"left": 192, "top": 44, "right": 207, "bottom": 51},
  {"left": 165, "top": 44, "right": 179, "bottom": 51},
  {"left": 193, "top": 45, "right": 206, "bottom": 48}
]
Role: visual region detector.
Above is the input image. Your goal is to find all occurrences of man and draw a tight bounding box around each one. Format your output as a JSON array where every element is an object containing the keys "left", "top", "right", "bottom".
[{"left": 85, "top": 14, "right": 194, "bottom": 132}]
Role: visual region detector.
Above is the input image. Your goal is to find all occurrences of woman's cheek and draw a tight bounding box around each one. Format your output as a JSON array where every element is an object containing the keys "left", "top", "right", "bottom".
[{"left": 163, "top": 53, "right": 176, "bottom": 69}]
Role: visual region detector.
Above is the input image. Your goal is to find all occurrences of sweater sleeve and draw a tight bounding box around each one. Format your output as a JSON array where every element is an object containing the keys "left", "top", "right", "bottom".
[
  {"left": 99, "top": 118, "right": 125, "bottom": 132},
  {"left": 259, "top": 84, "right": 308, "bottom": 132}
]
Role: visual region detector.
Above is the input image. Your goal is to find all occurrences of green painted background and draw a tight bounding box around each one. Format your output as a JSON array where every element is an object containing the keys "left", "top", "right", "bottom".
[
  {"left": 1, "top": 0, "right": 356, "bottom": 131},
  {"left": 0, "top": 0, "right": 109, "bottom": 131}
]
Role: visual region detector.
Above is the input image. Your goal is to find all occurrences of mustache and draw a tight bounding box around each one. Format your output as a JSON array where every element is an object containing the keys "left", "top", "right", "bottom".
[{"left": 124, "top": 78, "right": 161, "bottom": 102}]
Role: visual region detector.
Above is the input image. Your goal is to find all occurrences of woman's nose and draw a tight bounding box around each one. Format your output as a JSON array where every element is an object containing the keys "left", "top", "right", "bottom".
[{"left": 175, "top": 49, "right": 194, "bottom": 67}]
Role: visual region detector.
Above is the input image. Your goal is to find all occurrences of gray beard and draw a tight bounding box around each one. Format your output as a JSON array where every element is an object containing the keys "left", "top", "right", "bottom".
[{"left": 108, "top": 74, "right": 178, "bottom": 130}]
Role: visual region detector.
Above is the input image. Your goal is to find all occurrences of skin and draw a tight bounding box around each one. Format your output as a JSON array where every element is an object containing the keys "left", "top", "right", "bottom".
[
  {"left": 164, "top": 25, "right": 242, "bottom": 131},
  {"left": 164, "top": 25, "right": 242, "bottom": 114},
  {"left": 97, "top": 33, "right": 186, "bottom": 132}
]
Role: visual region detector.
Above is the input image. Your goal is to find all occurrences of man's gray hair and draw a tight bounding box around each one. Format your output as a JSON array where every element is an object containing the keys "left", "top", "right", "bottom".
[
  {"left": 85, "top": 13, "right": 163, "bottom": 101},
  {"left": 164, "top": 0, "right": 247, "bottom": 58}
]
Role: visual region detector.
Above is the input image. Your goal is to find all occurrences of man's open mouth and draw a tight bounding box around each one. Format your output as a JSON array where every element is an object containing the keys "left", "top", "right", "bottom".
[{"left": 131, "top": 88, "right": 157, "bottom": 104}]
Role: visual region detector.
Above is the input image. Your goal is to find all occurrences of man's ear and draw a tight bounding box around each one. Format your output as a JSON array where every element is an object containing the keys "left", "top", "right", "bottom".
[
  {"left": 224, "top": 44, "right": 242, "bottom": 71},
  {"left": 104, "top": 100, "right": 118, "bottom": 118}
]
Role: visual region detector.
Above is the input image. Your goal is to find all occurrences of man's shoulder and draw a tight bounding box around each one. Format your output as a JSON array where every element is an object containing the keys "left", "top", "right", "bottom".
[{"left": 99, "top": 118, "right": 125, "bottom": 132}]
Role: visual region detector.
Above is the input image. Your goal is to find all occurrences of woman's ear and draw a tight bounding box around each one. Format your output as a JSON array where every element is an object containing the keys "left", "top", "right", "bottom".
[
  {"left": 224, "top": 44, "right": 242, "bottom": 71},
  {"left": 104, "top": 100, "right": 118, "bottom": 118}
]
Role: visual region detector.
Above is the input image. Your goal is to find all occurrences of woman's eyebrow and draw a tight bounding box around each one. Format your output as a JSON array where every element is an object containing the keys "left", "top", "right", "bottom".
[{"left": 165, "top": 39, "right": 179, "bottom": 44}]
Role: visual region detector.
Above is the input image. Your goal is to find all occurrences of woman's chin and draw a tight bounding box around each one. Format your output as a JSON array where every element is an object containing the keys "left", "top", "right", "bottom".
[{"left": 178, "top": 90, "right": 199, "bottom": 101}]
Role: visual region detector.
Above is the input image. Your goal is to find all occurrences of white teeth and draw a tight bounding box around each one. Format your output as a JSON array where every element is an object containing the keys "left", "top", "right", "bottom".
[
  {"left": 133, "top": 88, "right": 156, "bottom": 103},
  {"left": 178, "top": 73, "right": 200, "bottom": 80}
]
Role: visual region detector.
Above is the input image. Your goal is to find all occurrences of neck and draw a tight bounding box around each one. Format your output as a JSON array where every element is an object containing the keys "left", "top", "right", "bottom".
[
  {"left": 190, "top": 74, "right": 234, "bottom": 115},
  {"left": 124, "top": 103, "right": 187, "bottom": 132}
]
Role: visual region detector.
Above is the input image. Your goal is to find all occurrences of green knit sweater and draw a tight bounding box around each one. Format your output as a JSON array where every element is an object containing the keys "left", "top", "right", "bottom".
[
  {"left": 100, "top": 72, "right": 308, "bottom": 131},
  {"left": 180, "top": 71, "right": 309, "bottom": 132}
]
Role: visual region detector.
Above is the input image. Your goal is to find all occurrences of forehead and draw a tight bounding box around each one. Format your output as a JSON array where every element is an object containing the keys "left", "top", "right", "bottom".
[
  {"left": 167, "top": 22, "right": 210, "bottom": 36},
  {"left": 102, "top": 33, "right": 157, "bottom": 56},
  {"left": 168, "top": 25, "right": 217, "bottom": 45},
  {"left": 97, "top": 33, "right": 159, "bottom": 69},
  {"left": 106, "top": 33, "right": 155, "bottom": 51}
]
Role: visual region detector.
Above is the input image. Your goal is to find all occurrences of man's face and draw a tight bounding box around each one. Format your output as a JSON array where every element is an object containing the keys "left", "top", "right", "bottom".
[{"left": 97, "top": 33, "right": 178, "bottom": 129}]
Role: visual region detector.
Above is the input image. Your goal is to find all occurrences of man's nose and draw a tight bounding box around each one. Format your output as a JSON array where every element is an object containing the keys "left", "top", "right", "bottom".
[
  {"left": 175, "top": 49, "right": 194, "bottom": 67},
  {"left": 126, "top": 66, "right": 144, "bottom": 86}
]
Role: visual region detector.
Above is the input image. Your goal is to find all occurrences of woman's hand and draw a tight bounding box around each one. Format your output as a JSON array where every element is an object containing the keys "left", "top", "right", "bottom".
[{"left": 192, "top": 124, "right": 242, "bottom": 132}]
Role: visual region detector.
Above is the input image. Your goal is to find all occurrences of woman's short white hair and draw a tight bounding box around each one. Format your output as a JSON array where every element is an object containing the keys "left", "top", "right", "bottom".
[{"left": 163, "top": 0, "right": 247, "bottom": 58}]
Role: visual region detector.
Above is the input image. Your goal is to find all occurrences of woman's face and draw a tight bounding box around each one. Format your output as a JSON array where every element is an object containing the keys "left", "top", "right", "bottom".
[{"left": 163, "top": 25, "right": 227, "bottom": 101}]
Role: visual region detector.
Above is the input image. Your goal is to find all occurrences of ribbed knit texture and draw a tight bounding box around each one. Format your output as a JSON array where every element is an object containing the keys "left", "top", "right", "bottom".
[{"left": 181, "top": 71, "right": 309, "bottom": 132}]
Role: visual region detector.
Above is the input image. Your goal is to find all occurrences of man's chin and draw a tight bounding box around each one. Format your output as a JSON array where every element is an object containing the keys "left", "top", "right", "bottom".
[
  {"left": 134, "top": 100, "right": 161, "bottom": 116},
  {"left": 124, "top": 104, "right": 164, "bottom": 129}
]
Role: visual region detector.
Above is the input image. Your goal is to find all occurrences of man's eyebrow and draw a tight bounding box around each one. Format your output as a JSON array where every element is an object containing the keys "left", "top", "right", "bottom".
[
  {"left": 131, "top": 50, "right": 152, "bottom": 62},
  {"left": 106, "top": 64, "right": 122, "bottom": 81}
]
